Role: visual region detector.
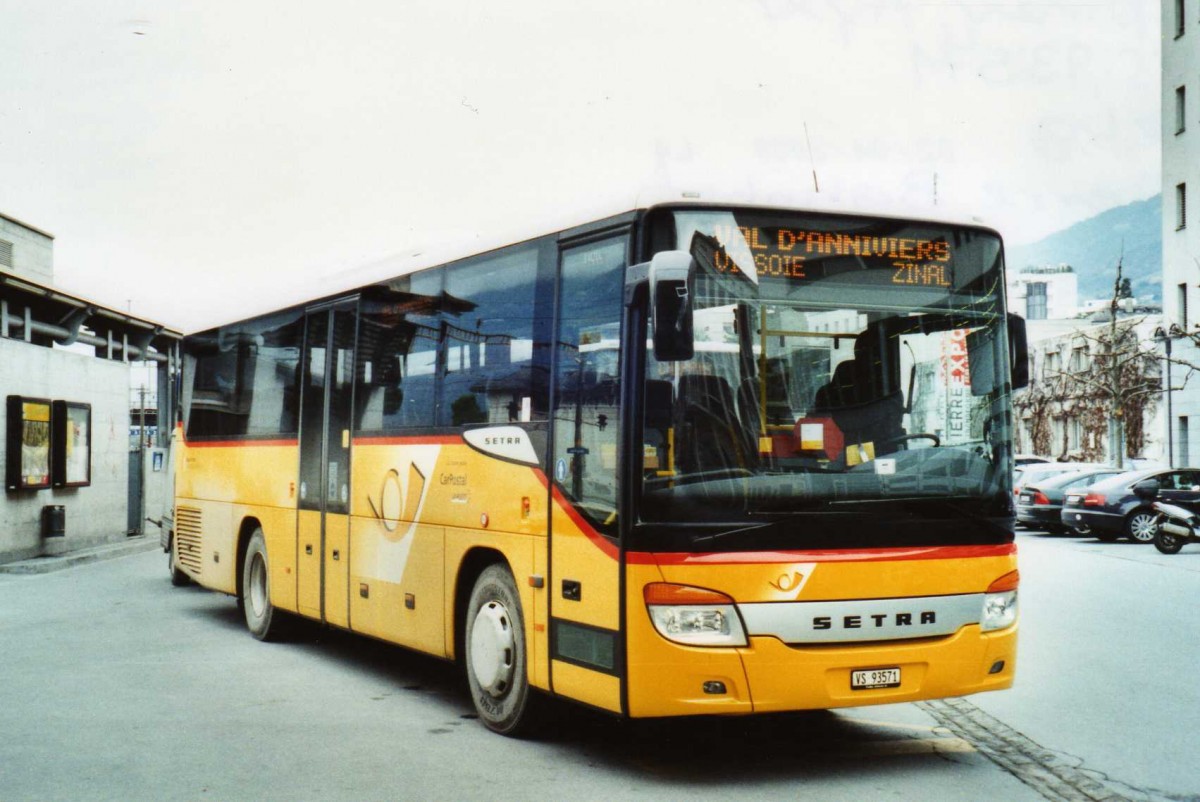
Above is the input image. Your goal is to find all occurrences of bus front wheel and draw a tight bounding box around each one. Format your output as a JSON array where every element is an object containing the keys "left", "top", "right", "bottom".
[
  {"left": 242, "top": 528, "right": 284, "bottom": 641},
  {"left": 465, "top": 564, "right": 541, "bottom": 736}
]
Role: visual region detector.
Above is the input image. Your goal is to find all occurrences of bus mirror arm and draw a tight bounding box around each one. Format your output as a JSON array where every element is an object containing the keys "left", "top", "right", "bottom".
[{"left": 646, "top": 251, "right": 696, "bottom": 362}]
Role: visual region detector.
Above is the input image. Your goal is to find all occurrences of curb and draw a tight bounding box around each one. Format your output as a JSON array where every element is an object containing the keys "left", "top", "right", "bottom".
[{"left": 0, "top": 536, "right": 162, "bottom": 575}]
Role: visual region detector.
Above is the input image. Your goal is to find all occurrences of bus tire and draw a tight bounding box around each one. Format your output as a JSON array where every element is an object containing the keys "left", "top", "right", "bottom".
[
  {"left": 465, "top": 563, "right": 541, "bottom": 736},
  {"left": 168, "top": 536, "right": 189, "bottom": 587},
  {"left": 242, "top": 528, "right": 284, "bottom": 641}
]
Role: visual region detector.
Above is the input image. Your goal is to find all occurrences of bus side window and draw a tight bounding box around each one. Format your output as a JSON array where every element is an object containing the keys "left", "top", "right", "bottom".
[{"left": 443, "top": 244, "right": 546, "bottom": 426}]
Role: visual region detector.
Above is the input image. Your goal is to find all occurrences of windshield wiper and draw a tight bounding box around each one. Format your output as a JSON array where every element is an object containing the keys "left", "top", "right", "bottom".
[{"left": 691, "top": 521, "right": 775, "bottom": 545}]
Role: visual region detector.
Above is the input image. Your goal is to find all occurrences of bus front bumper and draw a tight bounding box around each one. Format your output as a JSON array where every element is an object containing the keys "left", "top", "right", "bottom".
[{"left": 625, "top": 624, "right": 1016, "bottom": 718}]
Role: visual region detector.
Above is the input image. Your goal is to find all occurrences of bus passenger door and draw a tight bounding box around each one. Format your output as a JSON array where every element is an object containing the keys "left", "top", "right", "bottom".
[
  {"left": 297, "top": 300, "right": 357, "bottom": 627},
  {"left": 548, "top": 232, "right": 629, "bottom": 713}
]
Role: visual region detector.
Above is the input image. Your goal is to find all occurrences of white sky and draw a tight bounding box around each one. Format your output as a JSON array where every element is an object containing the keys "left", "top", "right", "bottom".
[{"left": 0, "top": 0, "right": 1161, "bottom": 332}]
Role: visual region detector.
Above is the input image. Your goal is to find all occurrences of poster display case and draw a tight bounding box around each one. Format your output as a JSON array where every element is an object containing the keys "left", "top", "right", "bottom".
[
  {"left": 5, "top": 396, "right": 53, "bottom": 491},
  {"left": 52, "top": 401, "right": 91, "bottom": 488}
]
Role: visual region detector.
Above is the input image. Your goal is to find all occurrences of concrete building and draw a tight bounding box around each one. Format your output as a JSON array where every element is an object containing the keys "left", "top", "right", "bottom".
[
  {"left": 0, "top": 212, "right": 181, "bottom": 564},
  {"left": 1008, "top": 264, "right": 1079, "bottom": 322},
  {"left": 1161, "top": 0, "right": 1200, "bottom": 468},
  {"left": 1016, "top": 311, "right": 1165, "bottom": 466},
  {"left": 0, "top": 212, "right": 54, "bottom": 285}
]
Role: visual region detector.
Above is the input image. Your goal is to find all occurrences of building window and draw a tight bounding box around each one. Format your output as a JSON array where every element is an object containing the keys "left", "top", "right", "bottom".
[
  {"left": 1179, "top": 183, "right": 1188, "bottom": 230},
  {"left": 1178, "top": 86, "right": 1188, "bottom": 134},
  {"left": 0, "top": 239, "right": 11, "bottom": 268},
  {"left": 1180, "top": 282, "right": 1189, "bottom": 329},
  {"left": 1044, "top": 349, "right": 1061, "bottom": 377},
  {"left": 1180, "top": 416, "right": 1190, "bottom": 468},
  {"left": 1026, "top": 281, "right": 1048, "bottom": 320},
  {"left": 1178, "top": 0, "right": 1187, "bottom": 37}
]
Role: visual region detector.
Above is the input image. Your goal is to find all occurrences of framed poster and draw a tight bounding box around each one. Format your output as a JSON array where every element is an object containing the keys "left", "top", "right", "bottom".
[
  {"left": 52, "top": 401, "right": 91, "bottom": 488},
  {"left": 6, "top": 395, "right": 53, "bottom": 491}
]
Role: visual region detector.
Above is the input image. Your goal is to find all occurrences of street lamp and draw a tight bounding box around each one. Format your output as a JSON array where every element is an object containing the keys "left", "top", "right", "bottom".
[{"left": 1155, "top": 326, "right": 1176, "bottom": 467}]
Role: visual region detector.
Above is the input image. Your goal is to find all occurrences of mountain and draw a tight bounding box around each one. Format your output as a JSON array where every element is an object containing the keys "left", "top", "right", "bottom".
[{"left": 1005, "top": 195, "right": 1161, "bottom": 303}]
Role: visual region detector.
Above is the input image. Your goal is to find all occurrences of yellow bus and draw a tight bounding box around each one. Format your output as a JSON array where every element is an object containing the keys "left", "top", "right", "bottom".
[{"left": 171, "top": 201, "right": 1027, "bottom": 735}]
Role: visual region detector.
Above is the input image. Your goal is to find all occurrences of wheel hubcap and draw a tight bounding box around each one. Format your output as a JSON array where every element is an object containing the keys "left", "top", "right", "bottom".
[
  {"left": 470, "top": 600, "right": 515, "bottom": 697},
  {"left": 1131, "top": 516, "right": 1157, "bottom": 542},
  {"left": 249, "top": 553, "right": 267, "bottom": 617}
]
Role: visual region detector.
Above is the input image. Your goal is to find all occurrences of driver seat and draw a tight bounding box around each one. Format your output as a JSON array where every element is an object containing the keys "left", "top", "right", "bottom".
[{"left": 811, "top": 343, "right": 905, "bottom": 459}]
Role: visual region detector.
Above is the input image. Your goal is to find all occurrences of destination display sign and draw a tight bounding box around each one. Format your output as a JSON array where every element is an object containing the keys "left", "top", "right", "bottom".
[{"left": 705, "top": 224, "right": 955, "bottom": 289}]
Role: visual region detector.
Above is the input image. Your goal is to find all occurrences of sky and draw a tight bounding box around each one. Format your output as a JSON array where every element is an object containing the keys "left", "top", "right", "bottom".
[{"left": 0, "top": 0, "right": 1162, "bottom": 332}]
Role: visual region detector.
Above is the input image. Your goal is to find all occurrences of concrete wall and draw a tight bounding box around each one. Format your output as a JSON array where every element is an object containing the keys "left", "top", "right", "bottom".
[
  {"left": 0, "top": 215, "right": 54, "bottom": 284},
  {"left": 0, "top": 337, "right": 130, "bottom": 562}
]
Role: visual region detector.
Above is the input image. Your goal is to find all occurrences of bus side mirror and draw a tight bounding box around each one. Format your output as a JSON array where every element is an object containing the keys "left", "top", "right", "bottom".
[
  {"left": 1008, "top": 313, "right": 1029, "bottom": 390},
  {"left": 650, "top": 251, "right": 695, "bottom": 361}
]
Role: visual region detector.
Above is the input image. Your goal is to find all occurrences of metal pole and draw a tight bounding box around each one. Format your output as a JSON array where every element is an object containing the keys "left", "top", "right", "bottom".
[
  {"left": 139, "top": 385, "right": 147, "bottom": 536},
  {"left": 1166, "top": 337, "right": 1174, "bottom": 468}
]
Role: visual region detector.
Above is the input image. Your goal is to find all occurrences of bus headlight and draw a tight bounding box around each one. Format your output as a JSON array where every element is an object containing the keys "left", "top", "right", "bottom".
[
  {"left": 644, "top": 583, "right": 748, "bottom": 647},
  {"left": 981, "top": 570, "right": 1019, "bottom": 632}
]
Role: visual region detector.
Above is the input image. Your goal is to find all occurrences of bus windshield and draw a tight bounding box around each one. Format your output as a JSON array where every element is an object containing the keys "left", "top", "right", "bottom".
[{"left": 640, "top": 209, "right": 1012, "bottom": 528}]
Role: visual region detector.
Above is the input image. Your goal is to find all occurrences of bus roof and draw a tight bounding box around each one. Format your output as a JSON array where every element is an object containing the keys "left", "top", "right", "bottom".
[{"left": 188, "top": 189, "right": 994, "bottom": 334}]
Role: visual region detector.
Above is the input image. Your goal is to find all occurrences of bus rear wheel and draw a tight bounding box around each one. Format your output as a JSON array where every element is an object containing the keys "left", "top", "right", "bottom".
[
  {"left": 242, "top": 528, "right": 285, "bottom": 641},
  {"left": 465, "top": 564, "right": 541, "bottom": 736}
]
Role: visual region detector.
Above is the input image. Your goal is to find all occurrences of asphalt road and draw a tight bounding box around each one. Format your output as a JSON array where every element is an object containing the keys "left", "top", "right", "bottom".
[
  {"left": 973, "top": 529, "right": 1200, "bottom": 800},
  {"left": 0, "top": 533, "right": 1195, "bottom": 801}
]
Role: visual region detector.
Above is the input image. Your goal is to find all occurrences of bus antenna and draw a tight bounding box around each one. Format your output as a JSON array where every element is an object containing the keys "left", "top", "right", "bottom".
[{"left": 804, "top": 122, "right": 820, "bottom": 193}]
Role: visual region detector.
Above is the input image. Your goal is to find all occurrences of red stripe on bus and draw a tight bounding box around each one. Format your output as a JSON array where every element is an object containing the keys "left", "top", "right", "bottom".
[
  {"left": 626, "top": 543, "right": 1016, "bottom": 566},
  {"left": 532, "top": 470, "right": 619, "bottom": 560}
]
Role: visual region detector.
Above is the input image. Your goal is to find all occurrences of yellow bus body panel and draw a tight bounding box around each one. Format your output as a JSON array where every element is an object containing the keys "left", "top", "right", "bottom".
[
  {"left": 349, "top": 439, "right": 548, "bottom": 685},
  {"left": 174, "top": 439, "right": 298, "bottom": 606}
]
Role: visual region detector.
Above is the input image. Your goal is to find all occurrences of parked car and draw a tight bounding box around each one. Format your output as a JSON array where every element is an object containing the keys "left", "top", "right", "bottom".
[
  {"left": 1061, "top": 468, "right": 1200, "bottom": 543},
  {"left": 1014, "top": 454, "right": 1051, "bottom": 467},
  {"left": 1013, "top": 462, "right": 1106, "bottom": 503},
  {"left": 1015, "top": 467, "right": 1125, "bottom": 533}
]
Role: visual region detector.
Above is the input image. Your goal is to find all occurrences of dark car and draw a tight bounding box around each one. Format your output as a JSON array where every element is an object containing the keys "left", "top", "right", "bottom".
[
  {"left": 1016, "top": 468, "right": 1125, "bottom": 533},
  {"left": 1061, "top": 468, "right": 1200, "bottom": 543}
]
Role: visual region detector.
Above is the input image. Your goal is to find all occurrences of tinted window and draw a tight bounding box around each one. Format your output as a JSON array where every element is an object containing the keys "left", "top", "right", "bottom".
[
  {"left": 185, "top": 310, "right": 303, "bottom": 439},
  {"left": 354, "top": 269, "right": 444, "bottom": 432},
  {"left": 354, "top": 242, "right": 554, "bottom": 433},
  {"left": 441, "top": 244, "right": 548, "bottom": 425}
]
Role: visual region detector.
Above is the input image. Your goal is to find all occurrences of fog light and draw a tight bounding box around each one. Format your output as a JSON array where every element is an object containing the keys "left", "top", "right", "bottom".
[
  {"left": 702, "top": 681, "right": 727, "bottom": 695},
  {"left": 989, "top": 660, "right": 1005, "bottom": 675}
]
